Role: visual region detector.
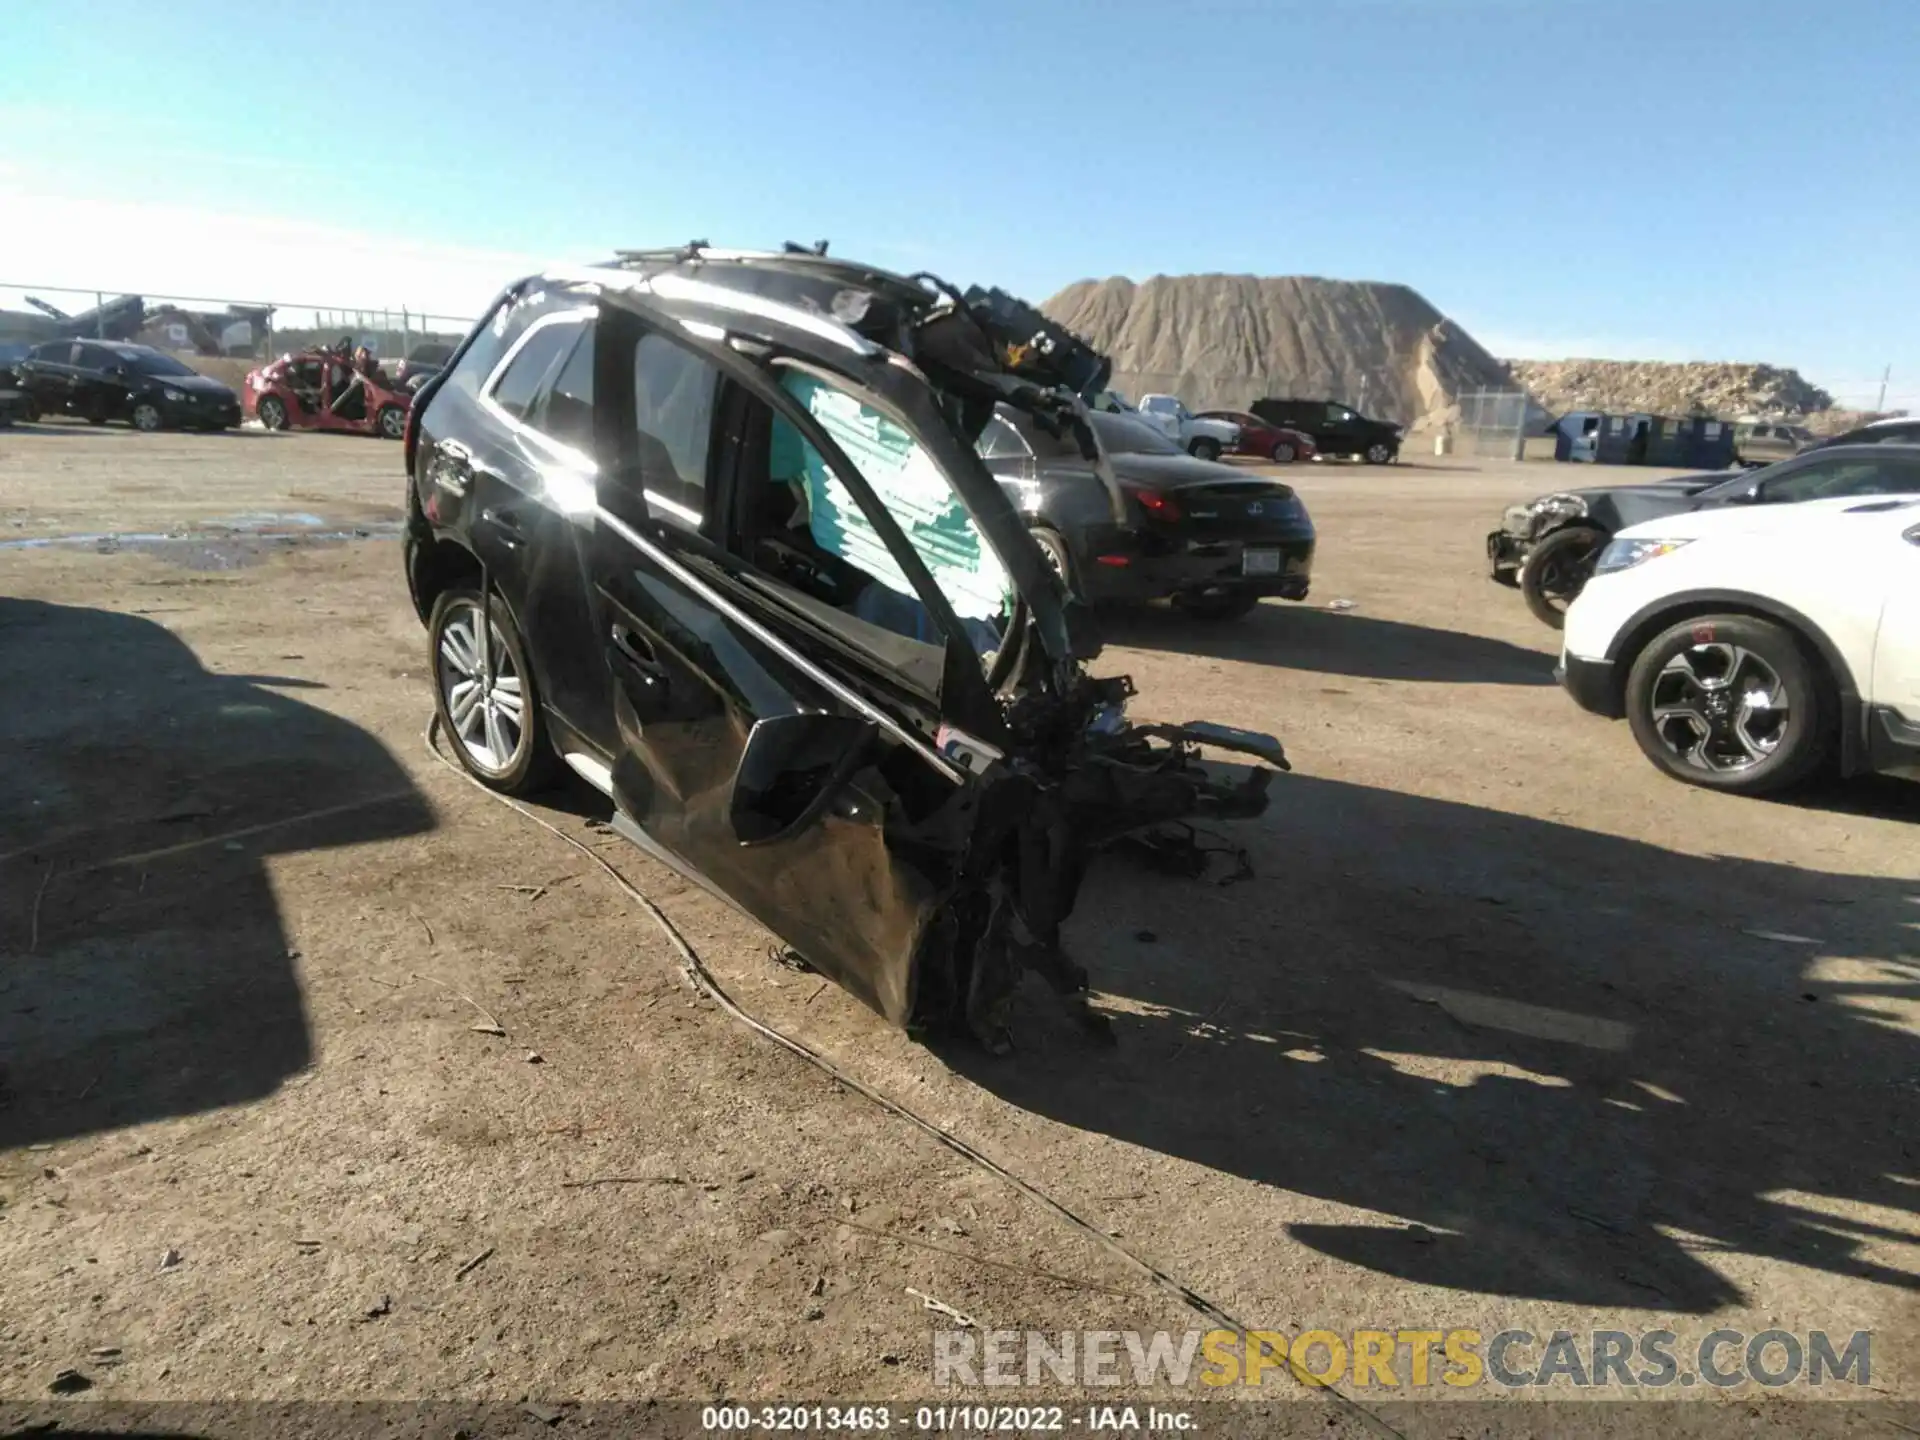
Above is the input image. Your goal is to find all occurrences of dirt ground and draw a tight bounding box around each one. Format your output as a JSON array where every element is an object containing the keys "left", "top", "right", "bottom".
[{"left": 3, "top": 423, "right": 1917, "bottom": 1425}]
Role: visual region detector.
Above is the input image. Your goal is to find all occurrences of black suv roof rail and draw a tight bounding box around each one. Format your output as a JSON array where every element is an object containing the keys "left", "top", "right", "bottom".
[
  {"left": 610, "top": 241, "right": 844, "bottom": 268},
  {"left": 604, "top": 243, "right": 934, "bottom": 294}
]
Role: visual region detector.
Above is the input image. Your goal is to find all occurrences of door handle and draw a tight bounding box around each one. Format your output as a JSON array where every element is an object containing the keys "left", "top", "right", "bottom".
[
  {"left": 481, "top": 504, "right": 526, "bottom": 533},
  {"left": 610, "top": 624, "right": 662, "bottom": 672},
  {"left": 1904, "top": 523, "right": 1920, "bottom": 547}
]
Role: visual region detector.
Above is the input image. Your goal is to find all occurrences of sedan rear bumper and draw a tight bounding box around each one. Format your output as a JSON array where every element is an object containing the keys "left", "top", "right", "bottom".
[{"left": 1080, "top": 532, "right": 1315, "bottom": 604}]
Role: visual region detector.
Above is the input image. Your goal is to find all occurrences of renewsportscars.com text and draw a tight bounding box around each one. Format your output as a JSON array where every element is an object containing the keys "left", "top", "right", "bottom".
[{"left": 933, "top": 1327, "right": 1873, "bottom": 1391}]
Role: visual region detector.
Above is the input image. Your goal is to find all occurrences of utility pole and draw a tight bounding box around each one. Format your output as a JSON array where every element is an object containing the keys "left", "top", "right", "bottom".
[{"left": 1877, "top": 364, "right": 1891, "bottom": 412}]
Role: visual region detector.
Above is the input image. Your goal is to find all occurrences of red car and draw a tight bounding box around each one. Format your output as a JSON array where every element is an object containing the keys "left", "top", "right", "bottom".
[
  {"left": 244, "top": 350, "right": 412, "bottom": 439},
  {"left": 1198, "top": 409, "right": 1317, "bottom": 464}
]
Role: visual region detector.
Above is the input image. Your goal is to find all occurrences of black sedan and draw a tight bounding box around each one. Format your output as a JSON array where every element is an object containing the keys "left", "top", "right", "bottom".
[
  {"left": 978, "top": 408, "right": 1315, "bottom": 619},
  {"left": 0, "top": 342, "right": 31, "bottom": 425},
  {"left": 16, "top": 340, "right": 242, "bottom": 431},
  {"left": 1488, "top": 442, "right": 1920, "bottom": 627}
]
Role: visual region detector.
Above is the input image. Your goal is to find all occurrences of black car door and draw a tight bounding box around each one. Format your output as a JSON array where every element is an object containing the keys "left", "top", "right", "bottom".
[
  {"left": 73, "top": 343, "right": 124, "bottom": 421},
  {"left": 585, "top": 302, "right": 973, "bottom": 1026},
  {"left": 22, "top": 342, "right": 77, "bottom": 415},
  {"left": 1321, "top": 401, "right": 1360, "bottom": 450}
]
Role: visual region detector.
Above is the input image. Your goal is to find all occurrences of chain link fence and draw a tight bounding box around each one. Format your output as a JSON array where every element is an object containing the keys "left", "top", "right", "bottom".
[
  {"left": 0, "top": 282, "right": 476, "bottom": 368},
  {"left": 1449, "top": 387, "right": 1532, "bottom": 459}
]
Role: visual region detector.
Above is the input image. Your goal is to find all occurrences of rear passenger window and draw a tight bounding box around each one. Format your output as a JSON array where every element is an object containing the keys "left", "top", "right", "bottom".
[
  {"left": 529, "top": 325, "right": 593, "bottom": 452},
  {"left": 630, "top": 333, "right": 719, "bottom": 528},
  {"left": 439, "top": 289, "right": 570, "bottom": 403},
  {"left": 489, "top": 321, "right": 577, "bottom": 424}
]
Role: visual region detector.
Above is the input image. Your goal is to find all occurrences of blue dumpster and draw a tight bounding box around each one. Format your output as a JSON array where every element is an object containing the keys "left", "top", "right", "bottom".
[{"left": 1687, "top": 418, "right": 1737, "bottom": 469}]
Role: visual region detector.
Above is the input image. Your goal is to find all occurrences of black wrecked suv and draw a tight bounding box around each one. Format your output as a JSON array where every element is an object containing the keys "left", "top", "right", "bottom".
[{"left": 402, "top": 245, "right": 1285, "bottom": 1049}]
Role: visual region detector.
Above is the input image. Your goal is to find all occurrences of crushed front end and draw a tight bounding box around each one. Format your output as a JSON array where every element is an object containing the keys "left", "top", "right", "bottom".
[
  {"left": 903, "top": 669, "right": 1284, "bottom": 1052},
  {"left": 607, "top": 246, "right": 1287, "bottom": 1050}
]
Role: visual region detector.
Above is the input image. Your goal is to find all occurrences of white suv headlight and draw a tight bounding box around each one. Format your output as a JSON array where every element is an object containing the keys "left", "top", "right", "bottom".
[{"left": 1595, "top": 536, "right": 1691, "bottom": 575}]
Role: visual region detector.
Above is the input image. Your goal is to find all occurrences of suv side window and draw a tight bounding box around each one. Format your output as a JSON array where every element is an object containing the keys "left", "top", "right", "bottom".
[
  {"left": 440, "top": 288, "right": 569, "bottom": 403},
  {"left": 488, "top": 320, "right": 578, "bottom": 425},
  {"left": 529, "top": 325, "right": 594, "bottom": 452},
  {"left": 1762, "top": 458, "right": 1918, "bottom": 504},
  {"left": 631, "top": 332, "right": 720, "bottom": 529}
]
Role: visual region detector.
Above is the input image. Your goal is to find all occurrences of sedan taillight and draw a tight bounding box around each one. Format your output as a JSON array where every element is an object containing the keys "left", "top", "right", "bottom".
[{"left": 1135, "top": 489, "right": 1182, "bottom": 521}]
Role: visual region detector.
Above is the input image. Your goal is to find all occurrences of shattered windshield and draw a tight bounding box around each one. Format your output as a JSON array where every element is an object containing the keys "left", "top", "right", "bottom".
[{"left": 771, "top": 370, "right": 1012, "bottom": 653}]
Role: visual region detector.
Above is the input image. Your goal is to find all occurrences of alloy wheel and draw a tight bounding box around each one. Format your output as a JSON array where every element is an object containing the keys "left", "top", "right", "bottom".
[
  {"left": 438, "top": 601, "right": 526, "bottom": 773},
  {"left": 1648, "top": 643, "right": 1789, "bottom": 774},
  {"left": 132, "top": 403, "right": 162, "bottom": 432}
]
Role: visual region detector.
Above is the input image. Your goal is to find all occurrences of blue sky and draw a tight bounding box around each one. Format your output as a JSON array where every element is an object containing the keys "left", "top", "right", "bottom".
[{"left": 1, "top": 0, "right": 1914, "bottom": 407}]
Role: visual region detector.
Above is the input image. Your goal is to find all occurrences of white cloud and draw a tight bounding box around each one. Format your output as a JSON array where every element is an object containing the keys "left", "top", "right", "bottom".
[{"left": 0, "top": 182, "right": 567, "bottom": 324}]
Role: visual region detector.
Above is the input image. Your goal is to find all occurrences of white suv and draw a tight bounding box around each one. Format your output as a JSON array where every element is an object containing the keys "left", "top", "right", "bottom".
[{"left": 1559, "top": 487, "right": 1920, "bottom": 794}]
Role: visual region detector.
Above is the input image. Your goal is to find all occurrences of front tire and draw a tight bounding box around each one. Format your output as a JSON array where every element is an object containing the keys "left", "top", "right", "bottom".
[
  {"left": 1364, "top": 442, "right": 1394, "bottom": 464},
  {"left": 131, "top": 401, "right": 164, "bottom": 433},
  {"left": 1188, "top": 437, "right": 1222, "bottom": 462},
  {"left": 1623, "top": 615, "right": 1830, "bottom": 794},
  {"left": 258, "top": 396, "right": 289, "bottom": 430},
  {"left": 1271, "top": 440, "right": 1296, "bottom": 463},
  {"left": 429, "top": 587, "right": 560, "bottom": 796},
  {"left": 377, "top": 404, "right": 407, "bottom": 440},
  {"left": 1519, "top": 524, "right": 1606, "bottom": 629}
]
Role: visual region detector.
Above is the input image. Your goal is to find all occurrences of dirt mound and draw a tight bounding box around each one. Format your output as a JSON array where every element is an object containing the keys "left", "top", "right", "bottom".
[
  {"left": 178, "top": 354, "right": 257, "bottom": 392},
  {"left": 1505, "top": 360, "right": 1835, "bottom": 420},
  {"left": 1040, "top": 274, "right": 1513, "bottom": 427}
]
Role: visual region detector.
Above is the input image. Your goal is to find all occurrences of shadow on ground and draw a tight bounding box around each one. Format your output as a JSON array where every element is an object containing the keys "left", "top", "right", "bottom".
[
  {"left": 0, "top": 598, "right": 436, "bottom": 1148},
  {"left": 1099, "top": 602, "right": 1556, "bottom": 685},
  {"left": 953, "top": 771, "right": 1920, "bottom": 1312}
]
